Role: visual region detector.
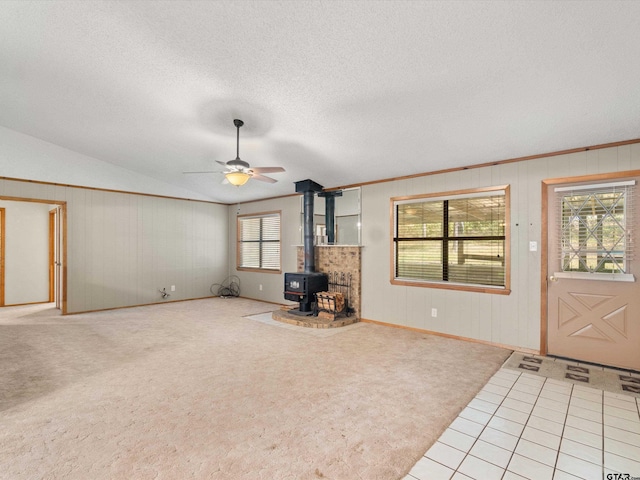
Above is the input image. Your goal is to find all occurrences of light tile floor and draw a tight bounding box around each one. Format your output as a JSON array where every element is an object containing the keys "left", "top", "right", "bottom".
[{"left": 405, "top": 354, "right": 640, "bottom": 480}]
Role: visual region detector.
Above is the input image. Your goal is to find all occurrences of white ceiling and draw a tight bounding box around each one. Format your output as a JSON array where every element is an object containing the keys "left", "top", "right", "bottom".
[{"left": 1, "top": 0, "right": 640, "bottom": 203}]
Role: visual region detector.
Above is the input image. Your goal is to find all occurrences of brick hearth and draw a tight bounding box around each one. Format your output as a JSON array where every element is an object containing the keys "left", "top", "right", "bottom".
[{"left": 296, "top": 245, "right": 361, "bottom": 319}]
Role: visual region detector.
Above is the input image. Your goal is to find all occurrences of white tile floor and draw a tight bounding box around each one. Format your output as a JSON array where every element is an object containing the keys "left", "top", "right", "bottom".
[{"left": 405, "top": 366, "right": 640, "bottom": 480}]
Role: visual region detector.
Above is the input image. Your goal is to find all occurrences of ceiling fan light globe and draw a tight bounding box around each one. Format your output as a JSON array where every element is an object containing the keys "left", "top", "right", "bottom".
[{"left": 225, "top": 171, "right": 251, "bottom": 186}]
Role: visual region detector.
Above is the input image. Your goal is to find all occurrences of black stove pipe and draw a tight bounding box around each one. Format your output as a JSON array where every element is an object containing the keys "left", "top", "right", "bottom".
[
  {"left": 318, "top": 190, "right": 342, "bottom": 245},
  {"left": 302, "top": 190, "right": 315, "bottom": 272},
  {"left": 295, "top": 179, "right": 324, "bottom": 273}
]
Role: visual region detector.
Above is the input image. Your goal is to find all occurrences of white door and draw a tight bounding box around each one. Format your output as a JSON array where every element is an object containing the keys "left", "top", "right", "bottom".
[{"left": 547, "top": 176, "right": 640, "bottom": 370}]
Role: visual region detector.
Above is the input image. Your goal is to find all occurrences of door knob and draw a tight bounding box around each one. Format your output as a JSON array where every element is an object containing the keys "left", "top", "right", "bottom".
[{"left": 549, "top": 275, "right": 558, "bottom": 282}]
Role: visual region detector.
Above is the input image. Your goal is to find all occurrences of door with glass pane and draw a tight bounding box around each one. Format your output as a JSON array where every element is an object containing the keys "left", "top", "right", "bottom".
[{"left": 547, "top": 176, "right": 640, "bottom": 370}]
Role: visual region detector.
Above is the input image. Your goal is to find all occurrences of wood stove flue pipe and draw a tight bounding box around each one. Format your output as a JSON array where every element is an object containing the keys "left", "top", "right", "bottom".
[
  {"left": 318, "top": 190, "right": 342, "bottom": 245},
  {"left": 294, "top": 179, "right": 324, "bottom": 273}
]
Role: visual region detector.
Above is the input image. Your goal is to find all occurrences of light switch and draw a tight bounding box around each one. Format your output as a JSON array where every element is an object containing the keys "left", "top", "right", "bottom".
[{"left": 529, "top": 241, "right": 537, "bottom": 252}]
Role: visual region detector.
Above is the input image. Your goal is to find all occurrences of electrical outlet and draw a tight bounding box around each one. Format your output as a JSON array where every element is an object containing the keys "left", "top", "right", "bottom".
[
  {"left": 171, "top": 285, "right": 176, "bottom": 292},
  {"left": 431, "top": 308, "right": 437, "bottom": 317},
  {"left": 259, "top": 284, "right": 263, "bottom": 291}
]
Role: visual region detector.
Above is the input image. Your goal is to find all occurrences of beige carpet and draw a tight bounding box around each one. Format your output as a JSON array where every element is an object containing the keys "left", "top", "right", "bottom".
[{"left": 0, "top": 298, "right": 511, "bottom": 479}]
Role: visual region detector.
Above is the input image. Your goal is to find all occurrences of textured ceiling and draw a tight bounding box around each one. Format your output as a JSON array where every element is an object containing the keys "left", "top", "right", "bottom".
[{"left": 1, "top": 0, "right": 640, "bottom": 203}]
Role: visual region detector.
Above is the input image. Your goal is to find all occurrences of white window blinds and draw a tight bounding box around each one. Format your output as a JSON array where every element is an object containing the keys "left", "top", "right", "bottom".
[{"left": 239, "top": 213, "right": 281, "bottom": 270}]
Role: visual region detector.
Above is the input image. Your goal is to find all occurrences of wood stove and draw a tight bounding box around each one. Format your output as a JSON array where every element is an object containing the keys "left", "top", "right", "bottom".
[{"left": 284, "top": 272, "right": 329, "bottom": 313}]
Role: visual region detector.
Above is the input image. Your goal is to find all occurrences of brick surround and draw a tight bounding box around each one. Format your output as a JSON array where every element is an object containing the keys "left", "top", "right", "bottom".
[{"left": 296, "top": 245, "right": 362, "bottom": 319}]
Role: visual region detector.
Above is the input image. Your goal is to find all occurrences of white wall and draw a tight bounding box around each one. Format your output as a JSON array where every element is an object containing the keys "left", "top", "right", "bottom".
[
  {"left": 0, "top": 200, "right": 50, "bottom": 304},
  {"left": 360, "top": 144, "right": 640, "bottom": 351},
  {"left": 66, "top": 188, "right": 229, "bottom": 312},
  {"left": 0, "top": 179, "right": 230, "bottom": 313},
  {"left": 0, "top": 129, "right": 230, "bottom": 313},
  {"left": 0, "top": 126, "right": 212, "bottom": 201},
  {"left": 4, "top": 123, "right": 638, "bottom": 347},
  {"left": 228, "top": 196, "right": 301, "bottom": 303},
  {"left": 230, "top": 143, "right": 640, "bottom": 352}
]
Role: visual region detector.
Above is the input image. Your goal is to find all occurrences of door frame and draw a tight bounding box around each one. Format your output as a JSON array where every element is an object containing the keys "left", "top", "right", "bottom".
[
  {"left": 49, "top": 209, "right": 55, "bottom": 302},
  {"left": 0, "top": 196, "right": 67, "bottom": 314},
  {"left": 0, "top": 208, "right": 4, "bottom": 306},
  {"left": 540, "top": 169, "right": 640, "bottom": 355}
]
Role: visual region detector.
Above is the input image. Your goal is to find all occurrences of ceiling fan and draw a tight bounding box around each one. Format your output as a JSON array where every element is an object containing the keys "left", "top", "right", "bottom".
[{"left": 184, "top": 119, "right": 285, "bottom": 186}]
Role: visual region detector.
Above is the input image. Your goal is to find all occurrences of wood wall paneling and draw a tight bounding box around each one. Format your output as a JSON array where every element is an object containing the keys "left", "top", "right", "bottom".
[{"left": 1, "top": 179, "right": 229, "bottom": 314}]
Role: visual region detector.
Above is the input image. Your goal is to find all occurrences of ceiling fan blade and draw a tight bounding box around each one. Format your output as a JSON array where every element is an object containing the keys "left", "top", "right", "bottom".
[
  {"left": 250, "top": 167, "right": 285, "bottom": 174},
  {"left": 215, "top": 160, "right": 228, "bottom": 167},
  {"left": 182, "top": 170, "right": 218, "bottom": 174},
  {"left": 251, "top": 173, "right": 277, "bottom": 183}
]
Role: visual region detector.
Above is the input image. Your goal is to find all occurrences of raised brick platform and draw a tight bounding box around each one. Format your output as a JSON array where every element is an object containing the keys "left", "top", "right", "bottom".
[{"left": 272, "top": 308, "right": 359, "bottom": 329}]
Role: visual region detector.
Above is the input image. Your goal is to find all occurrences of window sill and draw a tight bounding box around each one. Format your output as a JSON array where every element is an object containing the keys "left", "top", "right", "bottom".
[
  {"left": 391, "top": 277, "right": 511, "bottom": 295},
  {"left": 237, "top": 267, "right": 282, "bottom": 274},
  {"left": 553, "top": 272, "right": 635, "bottom": 282}
]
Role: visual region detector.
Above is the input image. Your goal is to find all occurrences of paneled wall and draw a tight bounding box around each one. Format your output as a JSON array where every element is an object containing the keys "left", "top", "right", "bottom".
[
  {"left": 233, "top": 143, "right": 640, "bottom": 352},
  {"left": 0, "top": 179, "right": 229, "bottom": 313},
  {"left": 361, "top": 144, "right": 640, "bottom": 351},
  {"left": 227, "top": 196, "right": 301, "bottom": 303}
]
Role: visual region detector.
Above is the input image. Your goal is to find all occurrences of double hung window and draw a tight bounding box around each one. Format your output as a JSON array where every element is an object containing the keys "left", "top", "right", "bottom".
[{"left": 237, "top": 211, "right": 281, "bottom": 272}]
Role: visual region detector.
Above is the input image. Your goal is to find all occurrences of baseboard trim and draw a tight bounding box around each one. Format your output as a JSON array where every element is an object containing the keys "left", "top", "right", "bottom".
[
  {"left": 359, "top": 317, "right": 539, "bottom": 355},
  {"left": 63, "top": 296, "right": 218, "bottom": 315},
  {"left": 1, "top": 300, "right": 51, "bottom": 308},
  {"left": 65, "top": 295, "right": 296, "bottom": 316}
]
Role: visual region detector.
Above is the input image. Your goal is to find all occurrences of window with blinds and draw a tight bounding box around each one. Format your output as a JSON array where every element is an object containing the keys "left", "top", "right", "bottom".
[
  {"left": 393, "top": 187, "right": 508, "bottom": 290},
  {"left": 237, "top": 212, "right": 281, "bottom": 271}
]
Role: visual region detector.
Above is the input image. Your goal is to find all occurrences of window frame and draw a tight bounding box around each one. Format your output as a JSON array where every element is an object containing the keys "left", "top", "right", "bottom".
[
  {"left": 390, "top": 185, "right": 511, "bottom": 295},
  {"left": 236, "top": 210, "right": 282, "bottom": 274},
  {"left": 555, "top": 180, "right": 635, "bottom": 281}
]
